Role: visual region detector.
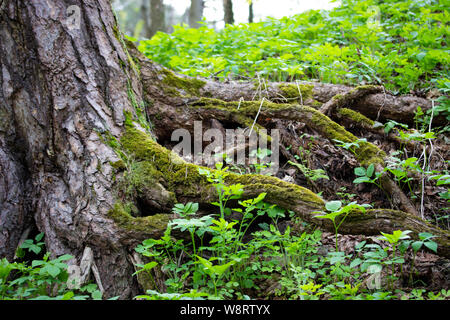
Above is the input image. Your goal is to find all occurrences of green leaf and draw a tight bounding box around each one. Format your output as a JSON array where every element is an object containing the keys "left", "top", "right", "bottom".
[
  {"left": 91, "top": 290, "right": 103, "bottom": 300},
  {"left": 353, "top": 176, "right": 370, "bottom": 184},
  {"left": 35, "top": 233, "right": 45, "bottom": 242},
  {"left": 325, "top": 200, "right": 342, "bottom": 212},
  {"left": 62, "top": 291, "right": 75, "bottom": 300},
  {"left": 418, "top": 232, "right": 437, "bottom": 241},
  {"left": 366, "top": 164, "right": 375, "bottom": 178},
  {"left": 58, "top": 254, "right": 73, "bottom": 261},
  {"left": 416, "top": 51, "right": 427, "bottom": 61},
  {"left": 379, "top": 230, "right": 411, "bottom": 244},
  {"left": 328, "top": 251, "right": 346, "bottom": 264},
  {"left": 411, "top": 241, "right": 423, "bottom": 252},
  {"left": 42, "top": 264, "right": 61, "bottom": 278},
  {"left": 354, "top": 167, "right": 366, "bottom": 176},
  {"left": 31, "top": 260, "right": 45, "bottom": 268},
  {"left": 314, "top": 211, "right": 342, "bottom": 223},
  {"left": 350, "top": 258, "right": 362, "bottom": 268},
  {"left": 424, "top": 241, "right": 438, "bottom": 253},
  {"left": 134, "top": 261, "right": 158, "bottom": 275},
  {"left": 253, "top": 192, "right": 267, "bottom": 204}
]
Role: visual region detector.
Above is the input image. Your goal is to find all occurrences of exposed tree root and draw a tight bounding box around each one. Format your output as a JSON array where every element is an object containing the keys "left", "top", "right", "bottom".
[
  {"left": 196, "top": 79, "right": 442, "bottom": 126},
  {"left": 319, "top": 85, "right": 383, "bottom": 115},
  {"left": 110, "top": 124, "right": 450, "bottom": 258}
]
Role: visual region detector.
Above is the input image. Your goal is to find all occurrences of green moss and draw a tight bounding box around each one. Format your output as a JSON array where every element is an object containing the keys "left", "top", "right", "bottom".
[
  {"left": 350, "top": 84, "right": 379, "bottom": 93},
  {"left": 108, "top": 202, "right": 170, "bottom": 232},
  {"left": 119, "top": 125, "right": 324, "bottom": 214},
  {"left": 124, "top": 111, "right": 134, "bottom": 127},
  {"left": 227, "top": 173, "right": 324, "bottom": 206},
  {"left": 97, "top": 130, "right": 121, "bottom": 150},
  {"left": 123, "top": 160, "right": 164, "bottom": 191},
  {"left": 191, "top": 99, "right": 385, "bottom": 168},
  {"left": 310, "top": 107, "right": 355, "bottom": 142},
  {"left": 161, "top": 69, "right": 206, "bottom": 97},
  {"left": 278, "top": 83, "right": 314, "bottom": 102},
  {"left": 231, "top": 114, "right": 272, "bottom": 142},
  {"left": 191, "top": 97, "right": 294, "bottom": 115},
  {"left": 311, "top": 99, "right": 322, "bottom": 109},
  {"left": 355, "top": 141, "right": 386, "bottom": 167},
  {"left": 120, "top": 126, "right": 210, "bottom": 190},
  {"left": 112, "top": 25, "right": 140, "bottom": 76},
  {"left": 121, "top": 126, "right": 183, "bottom": 167},
  {"left": 337, "top": 108, "right": 375, "bottom": 127},
  {"left": 309, "top": 106, "right": 385, "bottom": 166}
]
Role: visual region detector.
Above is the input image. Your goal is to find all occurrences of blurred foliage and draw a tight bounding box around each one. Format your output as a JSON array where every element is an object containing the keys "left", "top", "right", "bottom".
[{"left": 138, "top": 0, "right": 449, "bottom": 94}]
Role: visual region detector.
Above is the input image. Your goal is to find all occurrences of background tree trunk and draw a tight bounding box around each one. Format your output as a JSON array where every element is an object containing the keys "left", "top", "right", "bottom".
[
  {"left": 141, "top": 0, "right": 151, "bottom": 38},
  {"left": 189, "top": 0, "right": 204, "bottom": 28},
  {"left": 223, "top": 0, "right": 234, "bottom": 25},
  {"left": 149, "top": 0, "right": 165, "bottom": 37},
  {"left": 248, "top": 2, "right": 254, "bottom": 23}
]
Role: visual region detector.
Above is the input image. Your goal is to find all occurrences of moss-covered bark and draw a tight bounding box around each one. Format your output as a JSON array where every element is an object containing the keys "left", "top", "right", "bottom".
[
  {"left": 97, "top": 39, "right": 446, "bottom": 258},
  {"left": 336, "top": 108, "right": 375, "bottom": 127},
  {"left": 102, "top": 122, "right": 450, "bottom": 258},
  {"left": 189, "top": 98, "right": 386, "bottom": 167}
]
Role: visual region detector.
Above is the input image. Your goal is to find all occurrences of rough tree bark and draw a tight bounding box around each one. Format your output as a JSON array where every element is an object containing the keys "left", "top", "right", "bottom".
[
  {"left": 0, "top": 0, "right": 448, "bottom": 299},
  {"left": 0, "top": 0, "right": 148, "bottom": 298}
]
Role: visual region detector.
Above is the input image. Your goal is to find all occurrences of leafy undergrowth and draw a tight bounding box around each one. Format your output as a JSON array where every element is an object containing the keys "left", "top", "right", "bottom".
[
  {"left": 132, "top": 163, "right": 449, "bottom": 301},
  {"left": 138, "top": 0, "right": 449, "bottom": 94},
  {"left": 132, "top": 0, "right": 450, "bottom": 300},
  {"left": 275, "top": 110, "right": 450, "bottom": 229},
  {"left": 0, "top": 233, "right": 108, "bottom": 300}
]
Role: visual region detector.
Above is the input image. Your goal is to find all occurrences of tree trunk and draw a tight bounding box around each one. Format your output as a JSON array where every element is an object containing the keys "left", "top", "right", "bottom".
[
  {"left": 0, "top": 0, "right": 153, "bottom": 298},
  {"left": 141, "top": 0, "right": 151, "bottom": 38},
  {"left": 223, "top": 0, "right": 234, "bottom": 25},
  {"left": 248, "top": 2, "right": 254, "bottom": 23},
  {"left": 0, "top": 0, "right": 448, "bottom": 300},
  {"left": 149, "top": 0, "right": 165, "bottom": 37},
  {"left": 189, "top": 0, "right": 204, "bottom": 28}
]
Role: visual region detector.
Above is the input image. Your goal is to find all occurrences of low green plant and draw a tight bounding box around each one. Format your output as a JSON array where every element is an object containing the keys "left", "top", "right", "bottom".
[
  {"left": 249, "top": 148, "right": 274, "bottom": 175},
  {"left": 378, "top": 230, "right": 412, "bottom": 290},
  {"left": 385, "top": 155, "right": 421, "bottom": 196},
  {"left": 408, "top": 232, "right": 438, "bottom": 285},
  {"left": 384, "top": 120, "right": 408, "bottom": 134},
  {"left": 335, "top": 187, "right": 356, "bottom": 205},
  {"left": 397, "top": 129, "right": 436, "bottom": 143},
  {"left": 429, "top": 171, "right": 450, "bottom": 202},
  {"left": 138, "top": 0, "right": 448, "bottom": 94},
  {"left": 134, "top": 226, "right": 189, "bottom": 292},
  {"left": 198, "top": 163, "right": 244, "bottom": 219},
  {"left": 333, "top": 138, "right": 367, "bottom": 156},
  {"left": 195, "top": 255, "right": 236, "bottom": 297},
  {"left": 136, "top": 289, "right": 210, "bottom": 300},
  {"left": 1, "top": 233, "right": 102, "bottom": 300},
  {"left": 353, "top": 164, "right": 383, "bottom": 189},
  {"left": 314, "top": 200, "right": 370, "bottom": 252},
  {"left": 288, "top": 161, "right": 329, "bottom": 182}
]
